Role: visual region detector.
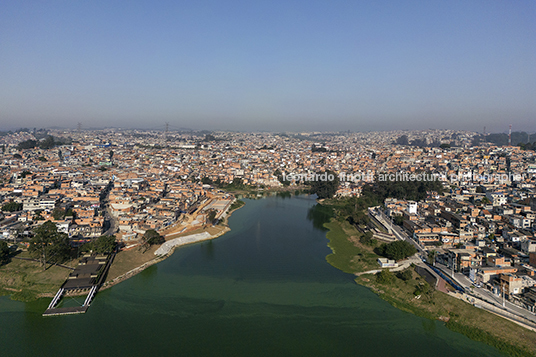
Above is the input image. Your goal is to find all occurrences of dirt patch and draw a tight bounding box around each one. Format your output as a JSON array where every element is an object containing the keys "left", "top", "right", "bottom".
[{"left": 105, "top": 245, "right": 160, "bottom": 282}]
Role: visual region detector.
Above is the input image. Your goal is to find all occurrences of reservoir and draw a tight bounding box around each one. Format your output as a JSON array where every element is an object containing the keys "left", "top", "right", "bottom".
[{"left": 0, "top": 195, "right": 503, "bottom": 356}]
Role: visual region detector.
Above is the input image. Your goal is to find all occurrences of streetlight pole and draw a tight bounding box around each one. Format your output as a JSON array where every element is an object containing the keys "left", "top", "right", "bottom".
[
  {"left": 451, "top": 252, "right": 455, "bottom": 278},
  {"left": 502, "top": 281, "right": 505, "bottom": 308}
]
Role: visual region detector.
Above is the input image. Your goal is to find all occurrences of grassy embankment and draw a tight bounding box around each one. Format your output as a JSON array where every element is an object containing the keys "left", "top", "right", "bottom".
[
  {"left": 1, "top": 199, "right": 246, "bottom": 301},
  {"left": 0, "top": 251, "right": 78, "bottom": 301},
  {"left": 324, "top": 219, "right": 536, "bottom": 357},
  {"left": 228, "top": 199, "right": 245, "bottom": 212}
]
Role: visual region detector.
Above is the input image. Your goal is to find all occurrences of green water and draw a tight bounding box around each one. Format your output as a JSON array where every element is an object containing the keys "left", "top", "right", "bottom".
[{"left": 0, "top": 196, "right": 504, "bottom": 356}]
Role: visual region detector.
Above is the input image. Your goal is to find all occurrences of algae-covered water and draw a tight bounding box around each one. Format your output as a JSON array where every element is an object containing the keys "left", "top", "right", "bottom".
[{"left": 0, "top": 195, "right": 504, "bottom": 356}]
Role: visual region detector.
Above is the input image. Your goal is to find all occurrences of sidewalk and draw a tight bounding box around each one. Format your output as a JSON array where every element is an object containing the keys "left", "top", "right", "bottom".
[{"left": 355, "top": 255, "right": 421, "bottom": 276}]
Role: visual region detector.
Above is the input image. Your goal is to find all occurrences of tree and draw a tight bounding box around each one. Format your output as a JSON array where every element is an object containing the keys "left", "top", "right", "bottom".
[
  {"left": 204, "top": 134, "right": 216, "bottom": 141},
  {"left": 52, "top": 207, "right": 66, "bottom": 220},
  {"left": 427, "top": 250, "right": 438, "bottom": 265},
  {"left": 65, "top": 208, "right": 76, "bottom": 219},
  {"left": 0, "top": 240, "right": 10, "bottom": 265},
  {"left": 231, "top": 177, "right": 243, "bottom": 186},
  {"left": 91, "top": 235, "right": 117, "bottom": 254},
  {"left": 367, "top": 172, "right": 443, "bottom": 202},
  {"left": 359, "top": 231, "right": 377, "bottom": 246},
  {"left": 207, "top": 210, "right": 217, "bottom": 224},
  {"left": 274, "top": 169, "right": 290, "bottom": 186},
  {"left": 33, "top": 211, "right": 45, "bottom": 221},
  {"left": 29, "top": 221, "right": 70, "bottom": 270},
  {"left": 395, "top": 135, "right": 409, "bottom": 145},
  {"left": 414, "top": 281, "right": 432, "bottom": 297},
  {"left": 376, "top": 269, "right": 394, "bottom": 284},
  {"left": 39, "top": 135, "right": 55, "bottom": 149},
  {"left": 311, "top": 144, "right": 327, "bottom": 152},
  {"left": 393, "top": 215, "right": 404, "bottom": 226},
  {"left": 397, "top": 267, "right": 413, "bottom": 281},
  {"left": 17, "top": 139, "right": 38, "bottom": 150},
  {"left": 201, "top": 176, "right": 213, "bottom": 185},
  {"left": 142, "top": 229, "right": 164, "bottom": 250},
  {"left": 2, "top": 202, "right": 23, "bottom": 212},
  {"left": 376, "top": 240, "right": 417, "bottom": 261},
  {"left": 308, "top": 170, "right": 339, "bottom": 199},
  {"left": 440, "top": 143, "right": 451, "bottom": 149}
]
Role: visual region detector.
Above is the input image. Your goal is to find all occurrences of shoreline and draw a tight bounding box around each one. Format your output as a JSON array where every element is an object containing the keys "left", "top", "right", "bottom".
[
  {"left": 99, "top": 201, "right": 244, "bottom": 291},
  {"left": 1, "top": 201, "right": 244, "bottom": 301},
  {"left": 100, "top": 226, "right": 231, "bottom": 291},
  {"left": 322, "top": 218, "right": 536, "bottom": 357}
]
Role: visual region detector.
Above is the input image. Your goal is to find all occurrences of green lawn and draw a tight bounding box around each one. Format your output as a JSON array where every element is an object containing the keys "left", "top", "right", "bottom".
[
  {"left": 0, "top": 251, "right": 76, "bottom": 301},
  {"left": 324, "top": 220, "right": 379, "bottom": 274}
]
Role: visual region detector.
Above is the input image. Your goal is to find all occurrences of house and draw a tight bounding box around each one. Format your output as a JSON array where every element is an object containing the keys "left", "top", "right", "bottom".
[
  {"left": 521, "top": 240, "right": 536, "bottom": 255},
  {"left": 377, "top": 258, "right": 398, "bottom": 268},
  {"left": 500, "top": 273, "right": 524, "bottom": 295}
]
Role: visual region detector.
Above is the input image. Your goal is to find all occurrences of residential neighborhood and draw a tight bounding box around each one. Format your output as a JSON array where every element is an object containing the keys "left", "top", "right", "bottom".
[{"left": 1, "top": 127, "right": 536, "bottom": 326}]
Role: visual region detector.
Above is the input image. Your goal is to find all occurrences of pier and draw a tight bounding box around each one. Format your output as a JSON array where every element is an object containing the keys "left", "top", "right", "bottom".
[{"left": 43, "top": 252, "right": 115, "bottom": 317}]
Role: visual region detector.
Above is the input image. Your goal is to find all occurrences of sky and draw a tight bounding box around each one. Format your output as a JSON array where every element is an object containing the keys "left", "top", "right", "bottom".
[{"left": 0, "top": 0, "right": 535, "bottom": 133}]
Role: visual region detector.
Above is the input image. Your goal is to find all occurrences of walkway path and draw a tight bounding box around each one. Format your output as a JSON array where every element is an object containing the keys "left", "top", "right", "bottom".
[
  {"left": 155, "top": 232, "right": 212, "bottom": 256},
  {"left": 355, "top": 255, "right": 421, "bottom": 276}
]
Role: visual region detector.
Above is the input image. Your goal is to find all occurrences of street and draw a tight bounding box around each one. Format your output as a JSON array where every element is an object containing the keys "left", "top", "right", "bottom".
[
  {"left": 368, "top": 207, "right": 425, "bottom": 253},
  {"left": 434, "top": 262, "right": 536, "bottom": 324},
  {"left": 369, "top": 207, "right": 536, "bottom": 324}
]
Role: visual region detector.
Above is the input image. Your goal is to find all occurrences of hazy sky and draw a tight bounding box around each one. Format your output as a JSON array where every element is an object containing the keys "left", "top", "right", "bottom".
[{"left": 1, "top": 1, "right": 535, "bottom": 132}]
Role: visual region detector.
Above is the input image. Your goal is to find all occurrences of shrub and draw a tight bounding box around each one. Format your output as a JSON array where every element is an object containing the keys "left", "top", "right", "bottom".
[{"left": 376, "top": 269, "right": 394, "bottom": 284}]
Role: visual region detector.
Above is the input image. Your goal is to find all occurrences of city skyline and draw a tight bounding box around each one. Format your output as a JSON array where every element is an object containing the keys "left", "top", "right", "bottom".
[{"left": 1, "top": 1, "right": 535, "bottom": 132}]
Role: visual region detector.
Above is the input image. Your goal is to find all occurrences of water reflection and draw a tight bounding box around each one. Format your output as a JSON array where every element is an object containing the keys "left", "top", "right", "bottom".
[
  {"left": 276, "top": 191, "right": 291, "bottom": 199},
  {"left": 201, "top": 240, "right": 215, "bottom": 260},
  {"left": 307, "top": 203, "right": 334, "bottom": 231}
]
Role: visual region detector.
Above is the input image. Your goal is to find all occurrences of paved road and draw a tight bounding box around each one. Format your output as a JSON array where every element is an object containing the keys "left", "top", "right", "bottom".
[
  {"left": 434, "top": 262, "right": 536, "bottom": 323},
  {"left": 370, "top": 207, "right": 536, "bottom": 323},
  {"left": 355, "top": 254, "right": 421, "bottom": 276},
  {"left": 368, "top": 208, "right": 425, "bottom": 253},
  {"left": 101, "top": 185, "right": 118, "bottom": 236}
]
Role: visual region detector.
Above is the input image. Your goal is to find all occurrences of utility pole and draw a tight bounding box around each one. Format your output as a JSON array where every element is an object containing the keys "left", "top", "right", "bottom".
[
  {"left": 451, "top": 252, "right": 455, "bottom": 277},
  {"left": 502, "top": 281, "right": 506, "bottom": 307}
]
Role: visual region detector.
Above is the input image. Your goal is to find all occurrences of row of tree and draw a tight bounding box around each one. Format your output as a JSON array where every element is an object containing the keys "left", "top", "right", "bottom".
[
  {"left": 17, "top": 136, "right": 56, "bottom": 150},
  {"left": 2, "top": 202, "right": 23, "bottom": 212},
  {"left": 361, "top": 172, "right": 444, "bottom": 202},
  {"left": 27, "top": 221, "right": 120, "bottom": 270},
  {"left": 52, "top": 207, "right": 77, "bottom": 220},
  {"left": 395, "top": 135, "right": 454, "bottom": 148},
  {"left": 375, "top": 240, "right": 417, "bottom": 261},
  {"left": 471, "top": 132, "right": 534, "bottom": 147},
  {"left": 0, "top": 240, "right": 10, "bottom": 265},
  {"left": 81, "top": 235, "right": 117, "bottom": 254},
  {"left": 29, "top": 221, "right": 71, "bottom": 270},
  {"left": 4, "top": 220, "right": 168, "bottom": 270}
]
